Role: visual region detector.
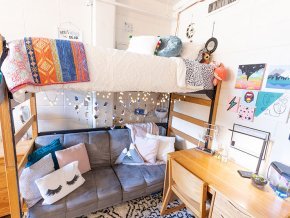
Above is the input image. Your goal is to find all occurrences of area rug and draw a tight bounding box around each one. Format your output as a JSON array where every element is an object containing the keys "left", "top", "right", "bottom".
[{"left": 85, "top": 192, "right": 194, "bottom": 218}]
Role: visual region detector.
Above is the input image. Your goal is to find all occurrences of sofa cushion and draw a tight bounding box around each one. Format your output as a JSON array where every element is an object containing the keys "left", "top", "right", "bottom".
[
  {"left": 113, "top": 164, "right": 146, "bottom": 201},
  {"left": 139, "top": 165, "right": 165, "bottom": 187},
  {"left": 63, "top": 133, "right": 89, "bottom": 148},
  {"left": 88, "top": 131, "right": 110, "bottom": 167},
  {"left": 109, "top": 129, "right": 131, "bottom": 164},
  {"left": 65, "top": 171, "right": 98, "bottom": 218},
  {"left": 28, "top": 197, "right": 66, "bottom": 218},
  {"left": 35, "top": 134, "right": 64, "bottom": 149},
  {"left": 93, "top": 167, "right": 122, "bottom": 209}
]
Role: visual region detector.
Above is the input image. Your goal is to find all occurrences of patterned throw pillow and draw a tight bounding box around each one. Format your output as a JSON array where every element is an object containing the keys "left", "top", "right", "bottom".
[
  {"left": 19, "top": 153, "right": 55, "bottom": 208},
  {"left": 35, "top": 161, "right": 85, "bottom": 205},
  {"left": 26, "top": 138, "right": 63, "bottom": 170},
  {"left": 115, "top": 144, "right": 144, "bottom": 165},
  {"left": 156, "top": 36, "right": 182, "bottom": 57}
]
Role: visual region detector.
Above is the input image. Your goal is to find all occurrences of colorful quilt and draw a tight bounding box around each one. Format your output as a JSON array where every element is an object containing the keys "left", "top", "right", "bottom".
[{"left": 1, "top": 38, "right": 89, "bottom": 93}]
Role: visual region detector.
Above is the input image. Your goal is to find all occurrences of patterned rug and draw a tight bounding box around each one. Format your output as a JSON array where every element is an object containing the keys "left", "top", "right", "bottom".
[{"left": 85, "top": 192, "right": 194, "bottom": 218}]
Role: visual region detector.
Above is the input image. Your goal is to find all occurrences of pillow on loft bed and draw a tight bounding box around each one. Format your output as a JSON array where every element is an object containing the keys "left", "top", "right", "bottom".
[
  {"left": 35, "top": 161, "right": 85, "bottom": 205},
  {"left": 127, "top": 35, "right": 160, "bottom": 55},
  {"left": 156, "top": 36, "right": 182, "bottom": 57},
  {"left": 26, "top": 138, "right": 64, "bottom": 170},
  {"left": 19, "top": 153, "right": 55, "bottom": 208}
]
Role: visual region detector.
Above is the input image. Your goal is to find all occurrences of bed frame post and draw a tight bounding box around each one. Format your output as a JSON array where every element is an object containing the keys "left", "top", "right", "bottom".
[
  {"left": 30, "top": 93, "right": 38, "bottom": 138},
  {"left": 0, "top": 89, "right": 22, "bottom": 218},
  {"left": 207, "top": 81, "right": 221, "bottom": 149}
]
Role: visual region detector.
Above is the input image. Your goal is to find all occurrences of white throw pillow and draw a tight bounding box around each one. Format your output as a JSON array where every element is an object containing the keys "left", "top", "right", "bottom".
[
  {"left": 35, "top": 161, "right": 85, "bottom": 205},
  {"left": 180, "top": 42, "right": 204, "bottom": 59},
  {"left": 127, "top": 36, "right": 160, "bottom": 55},
  {"left": 134, "top": 136, "right": 159, "bottom": 164},
  {"left": 146, "top": 133, "right": 175, "bottom": 161}
]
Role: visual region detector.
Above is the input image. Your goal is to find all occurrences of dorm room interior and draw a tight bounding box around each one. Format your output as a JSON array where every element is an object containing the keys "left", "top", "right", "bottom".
[{"left": 0, "top": 0, "right": 289, "bottom": 218}]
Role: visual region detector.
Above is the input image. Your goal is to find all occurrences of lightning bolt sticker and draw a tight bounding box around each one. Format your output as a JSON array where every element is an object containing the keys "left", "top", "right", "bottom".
[{"left": 227, "top": 96, "right": 240, "bottom": 112}]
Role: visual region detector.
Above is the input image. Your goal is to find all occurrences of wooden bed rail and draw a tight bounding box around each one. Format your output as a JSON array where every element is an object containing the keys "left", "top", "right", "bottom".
[{"left": 167, "top": 82, "right": 221, "bottom": 149}]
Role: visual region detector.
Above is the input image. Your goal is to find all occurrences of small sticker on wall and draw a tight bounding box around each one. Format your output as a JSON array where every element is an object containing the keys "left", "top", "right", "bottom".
[
  {"left": 227, "top": 96, "right": 240, "bottom": 112},
  {"left": 237, "top": 105, "right": 255, "bottom": 122}
]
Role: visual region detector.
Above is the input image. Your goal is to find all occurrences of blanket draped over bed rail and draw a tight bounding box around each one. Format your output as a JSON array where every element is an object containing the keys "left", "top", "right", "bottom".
[
  {"left": 1, "top": 38, "right": 89, "bottom": 93},
  {"left": 0, "top": 37, "right": 215, "bottom": 102}
]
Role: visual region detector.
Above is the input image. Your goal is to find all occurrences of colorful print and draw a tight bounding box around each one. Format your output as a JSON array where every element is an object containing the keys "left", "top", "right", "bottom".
[
  {"left": 237, "top": 105, "right": 255, "bottom": 122},
  {"left": 235, "top": 64, "right": 266, "bottom": 90},
  {"left": 1, "top": 38, "right": 89, "bottom": 93},
  {"left": 227, "top": 96, "right": 240, "bottom": 112},
  {"left": 266, "top": 65, "right": 290, "bottom": 89},
  {"left": 240, "top": 90, "right": 258, "bottom": 108}
]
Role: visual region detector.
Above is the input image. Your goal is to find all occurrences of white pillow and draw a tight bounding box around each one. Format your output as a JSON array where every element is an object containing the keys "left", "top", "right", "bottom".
[
  {"left": 135, "top": 136, "right": 159, "bottom": 164},
  {"left": 146, "top": 133, "right": 175, "bottom": 161},
  {"left": 127, "top": 36, "right": 160, "bottom": 55},
  {"left": 35, "top": 161, "right": 85, "bottom": 205}
]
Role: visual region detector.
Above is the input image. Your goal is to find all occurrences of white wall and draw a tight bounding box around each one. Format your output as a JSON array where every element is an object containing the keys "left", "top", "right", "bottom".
[
  {"left": 172, "top": 0, "right": 290, "bottom": 171},
  {"left": 115, "top": 0, "right": 172, "bottom": 49}
]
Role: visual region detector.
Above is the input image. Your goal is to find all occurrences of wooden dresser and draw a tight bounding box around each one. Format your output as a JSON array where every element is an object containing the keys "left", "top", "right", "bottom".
[{"left": 163, "top": 149, "right": 290, "bottom": 218}]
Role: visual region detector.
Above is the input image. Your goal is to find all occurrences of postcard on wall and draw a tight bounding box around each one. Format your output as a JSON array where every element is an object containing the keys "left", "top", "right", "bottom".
[
  {"left": 266, "top": 65, "right": 290, "bottom": 90},
  {"left": 237, "top": 105, "right": 255, "bottom": 122},
  {"left": 240, "top": 90, "right": 258, "bottom": 108},
  {"left": 255, "top": 91, "right": 290, "bottom": 122},
  {"left": 227, "top": 96, "right": 240, "bottom": 112},
  {"left": 235, "top": 64, "right": 266, "bottom": 90}
]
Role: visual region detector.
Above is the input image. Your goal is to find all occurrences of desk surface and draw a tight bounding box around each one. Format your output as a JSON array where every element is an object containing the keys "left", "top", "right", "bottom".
[{"left": 169, "top": 149, "right": 290, "bottom": 218}]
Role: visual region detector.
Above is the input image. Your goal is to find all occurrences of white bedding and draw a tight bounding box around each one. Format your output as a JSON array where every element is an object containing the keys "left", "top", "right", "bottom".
[{"left": 13, "top": 46, "right": 203, "bottom": 101}]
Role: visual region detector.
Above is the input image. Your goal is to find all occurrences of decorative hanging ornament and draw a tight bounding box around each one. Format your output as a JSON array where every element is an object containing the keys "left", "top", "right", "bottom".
[{"left": 186, "top": 23, "right": 195, "bottom": 39}]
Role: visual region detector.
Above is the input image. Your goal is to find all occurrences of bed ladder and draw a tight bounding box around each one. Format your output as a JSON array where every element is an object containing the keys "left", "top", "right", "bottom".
[
  {"left": 167, "top": 82, "right": 221, "bottom": 150},
  {"left": 0, "top": 34, "right": 38, "bottom": 218}
]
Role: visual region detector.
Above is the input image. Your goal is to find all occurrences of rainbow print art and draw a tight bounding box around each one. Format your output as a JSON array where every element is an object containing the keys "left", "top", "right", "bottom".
[{"left": 235, "top": 64, "right": 266, "bottom": 90}]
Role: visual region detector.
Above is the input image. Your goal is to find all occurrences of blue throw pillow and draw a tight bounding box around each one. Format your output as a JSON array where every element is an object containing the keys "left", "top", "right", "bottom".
[
  {"left": 156, "top": 36, "right": 182, "bottom": 57},
  {"left": 26, "top": 138, "right": 63, "bottom": 170}
]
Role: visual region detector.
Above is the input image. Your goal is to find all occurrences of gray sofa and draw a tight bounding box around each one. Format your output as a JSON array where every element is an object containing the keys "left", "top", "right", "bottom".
[{"left": 28, "top": 127, "right": 166, "bottom": 218}]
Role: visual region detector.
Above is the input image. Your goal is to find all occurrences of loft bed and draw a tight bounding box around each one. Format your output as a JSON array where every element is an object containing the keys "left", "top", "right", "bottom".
[{"left": 0, "top": 35, "right": 221, "bottom": 217}]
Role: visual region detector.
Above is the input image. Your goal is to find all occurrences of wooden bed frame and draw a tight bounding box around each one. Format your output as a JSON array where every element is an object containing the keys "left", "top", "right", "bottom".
[{"left": 0, "top": 34, "right": 221, "bottom": 218}]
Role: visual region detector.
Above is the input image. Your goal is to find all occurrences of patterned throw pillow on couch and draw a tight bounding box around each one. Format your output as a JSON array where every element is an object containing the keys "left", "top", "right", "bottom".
[{"left": 19, "top": 153, "right": 55, "bottom": 208}]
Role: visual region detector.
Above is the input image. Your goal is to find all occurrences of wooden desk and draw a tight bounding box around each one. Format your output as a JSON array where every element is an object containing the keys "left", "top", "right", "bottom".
[{"left": 164, "top": 149, "right": 290, "bottom": 218}]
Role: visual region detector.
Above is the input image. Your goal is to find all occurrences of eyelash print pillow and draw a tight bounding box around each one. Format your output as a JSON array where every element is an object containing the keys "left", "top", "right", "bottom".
[{"left": 35, "top": 161, "right": 85, "bottom": 205}]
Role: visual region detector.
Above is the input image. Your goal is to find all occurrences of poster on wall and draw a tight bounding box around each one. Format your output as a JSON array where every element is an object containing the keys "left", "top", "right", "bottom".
[
  {"left": 235, "top": 64, "right": 266, "bottom": 90},
  {"left": 255, "top": 91, "right": 290, "bottom": 122},
  {"left": 240, "top": 90, "right": 258, "bottom": 108},
  {"left": 266, "top": 65, "right": 290, "bottom": 89},
  {"left": 227, "top": 96, "right": 240, "bottom": 112},
  {"left": 237, "top": 105, "right": 255, "bottom": 122}
]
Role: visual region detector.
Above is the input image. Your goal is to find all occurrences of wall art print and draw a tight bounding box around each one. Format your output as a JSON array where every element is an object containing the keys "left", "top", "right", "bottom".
[
  {"left": 266, "top": 65, "right": 290, "bottom": 90},
  {"left": 237, "top": 105, "right": 255, "bottom": 122},
  {"left": 255, "top": 91, "right": 290, "bottom": 122},
  {"left": 240, "top": 90, "right": 258, "bottom": 108},
  {"left": 235, "top": 64, "right": 266, "bottom": 90},
  {"left": 227, "top": 96, "right": 240, "bottom": 112}
]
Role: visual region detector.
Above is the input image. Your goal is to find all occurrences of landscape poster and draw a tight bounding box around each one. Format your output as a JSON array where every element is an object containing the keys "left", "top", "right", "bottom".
[{"left": 266, "top": 65, "right": 290, "bottom": 90}]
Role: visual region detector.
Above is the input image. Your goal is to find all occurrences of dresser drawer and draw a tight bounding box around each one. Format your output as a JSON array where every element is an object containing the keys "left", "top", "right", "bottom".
[{"left": 212, "top": 191, "right": 252, "bottom": 218}]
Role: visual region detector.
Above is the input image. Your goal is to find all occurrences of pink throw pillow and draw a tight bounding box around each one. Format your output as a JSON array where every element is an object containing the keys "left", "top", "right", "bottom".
[{"left": 55, "top": 143, "right": 91, "bottom": 174}]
